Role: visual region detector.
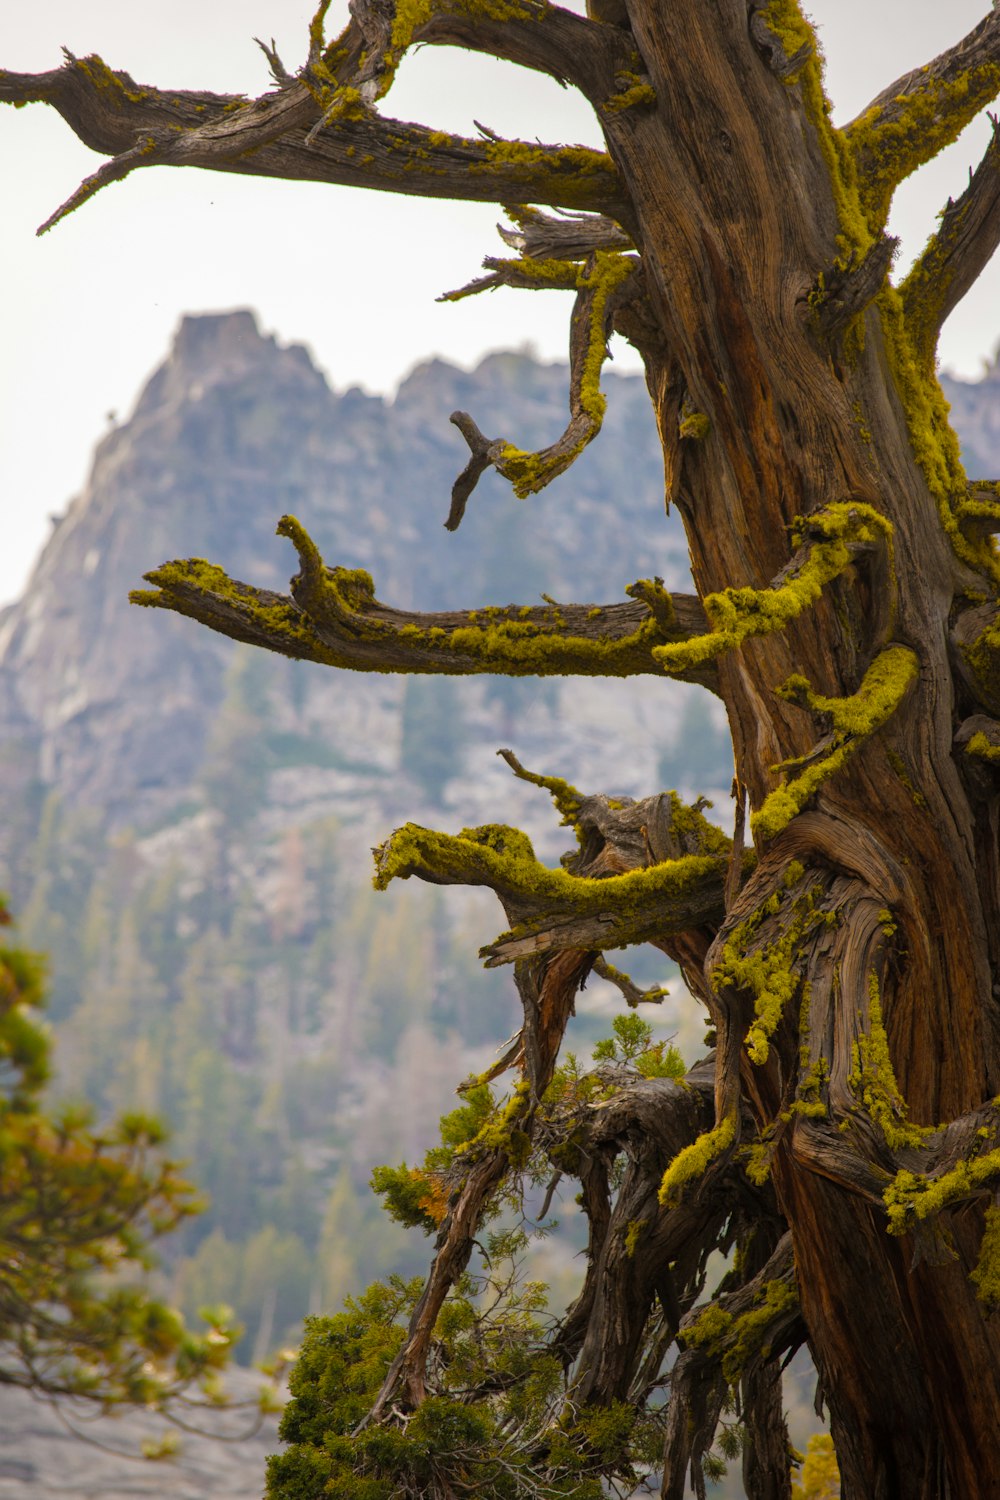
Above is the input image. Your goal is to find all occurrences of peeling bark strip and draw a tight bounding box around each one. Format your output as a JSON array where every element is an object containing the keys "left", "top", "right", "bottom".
[{"left": 11, "top": 1, "right": 1000, "bottom": 1495}]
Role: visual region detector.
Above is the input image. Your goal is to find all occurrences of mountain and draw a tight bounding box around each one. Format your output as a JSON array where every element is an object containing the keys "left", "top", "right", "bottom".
[
  {"left": 0, "top": 311, "right": 711, "bottom": 1364},
  {"left": 0, "top": 313, "right": 995, "bottom": 1498},
  {"left": 941, "top": 347, "right": 1000, "bottom": 478}
]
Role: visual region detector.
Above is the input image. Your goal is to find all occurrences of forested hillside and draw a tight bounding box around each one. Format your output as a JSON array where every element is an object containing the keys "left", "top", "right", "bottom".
[
  {"left": 0, "top": 312, "right": 716, "bottom": 1364},
  {"left": 0, "top": 312, "right": 995, "bottom": 1373}
]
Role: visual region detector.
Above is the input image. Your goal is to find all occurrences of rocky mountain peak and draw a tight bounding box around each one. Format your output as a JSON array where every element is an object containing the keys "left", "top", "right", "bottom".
[{"left": 131, "top": 309, "right": 326, "bottom": 425}]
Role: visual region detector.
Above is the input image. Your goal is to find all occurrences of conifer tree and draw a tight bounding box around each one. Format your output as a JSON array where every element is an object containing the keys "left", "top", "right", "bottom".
[
  {"left": 7, "top": 3, "right": 1000, "bottom": 1493},
  {"left": 0, "top": 899, "right": 238, "bottom": 1408}
]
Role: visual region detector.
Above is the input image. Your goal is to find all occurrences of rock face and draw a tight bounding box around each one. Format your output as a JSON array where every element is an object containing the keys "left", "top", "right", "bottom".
[
  {"left": 941, "top": 348, "right": 1000, "bottom": 477},
  {"left": 0, "top": 311, "right": 690, "bottom": 851}
]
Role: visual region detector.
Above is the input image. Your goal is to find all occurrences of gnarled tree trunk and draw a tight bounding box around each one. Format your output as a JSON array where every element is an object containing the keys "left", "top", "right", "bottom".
[{"left": 8, "top": 2, "right": 1000, "bottom": 1495}]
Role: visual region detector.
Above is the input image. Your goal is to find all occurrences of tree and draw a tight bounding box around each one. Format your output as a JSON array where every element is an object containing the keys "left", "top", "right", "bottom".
[
  {"left": 0, "top": 898, "right": 240, "bottom": 1410},
  {"left": 6, "top": 2, "right": 1000, "bottom": 1493}
]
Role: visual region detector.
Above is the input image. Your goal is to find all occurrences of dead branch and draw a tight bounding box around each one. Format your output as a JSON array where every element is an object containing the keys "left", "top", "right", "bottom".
[
  {"left": 446, "top": 251, "right": 639, "bottom": 516},
  {"left": 0, "top": 51, "right": 626, "bottom": 232},
  {"left": 900, "top": 118, "right": 1000, "bottom": 363},
  {"left": 846, "top": 7, "right": 1000, "bottom": 230},
  {"left": 497, "top": 204, "right": 633, "bottom": 260},
  {"left": 131, "top": 516, "right": 716, "bottom": 688}
]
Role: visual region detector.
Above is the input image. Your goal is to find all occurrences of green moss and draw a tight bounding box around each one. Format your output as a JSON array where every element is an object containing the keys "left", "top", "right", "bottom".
[
  {"left": 654, "top": 502, "right": 892, "bottom": 676},
  {"left": 751, "top": 645, "right": 919, "bottom": 841},
  {"left": 659, "top": 1112, "right": 736, "bottom": 1207}
]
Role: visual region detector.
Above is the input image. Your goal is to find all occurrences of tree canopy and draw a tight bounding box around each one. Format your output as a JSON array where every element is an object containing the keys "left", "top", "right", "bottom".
[
  {"left": 0, "top": 897, "right": 241, "bottom": 1413},
  {"left": 6, "top": 1, "right": 1000, "bottom": 1495}
]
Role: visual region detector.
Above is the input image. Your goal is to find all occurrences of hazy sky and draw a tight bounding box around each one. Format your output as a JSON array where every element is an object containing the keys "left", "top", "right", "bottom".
[{"left": 3, "top": 1, "right": 999, "bottom": 604}]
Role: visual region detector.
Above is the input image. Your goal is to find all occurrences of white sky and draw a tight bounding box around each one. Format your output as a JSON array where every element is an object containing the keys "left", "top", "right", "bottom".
[{"left": 2, "top": 1, "right": 998, "bottom": 605}]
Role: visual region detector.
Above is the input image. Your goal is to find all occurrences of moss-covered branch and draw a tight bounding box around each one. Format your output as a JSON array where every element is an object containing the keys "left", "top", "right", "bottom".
[
  {"left": 653, "top": 501, "right": 893, "bottom": 678},
  {"left": 899, "top": 120, "right": 1000, "bottom": 365},
  {"left": 846, "top": 8, "right": 1000, "bottom": 232},
  {"left": 751, "top": 645, "right": 920, "bottom": 842},
  {"left": 130, "top": 515, "right": 719, "bottom": 687},
  {"left": 372, "top": 807, "right": 731, "bottom": 966},
  {"left": 445, "top": 250, "right": 637, "bottom": 518}
]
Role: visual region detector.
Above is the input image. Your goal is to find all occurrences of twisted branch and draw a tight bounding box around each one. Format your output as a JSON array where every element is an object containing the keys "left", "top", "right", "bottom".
[
  {"left": 131, "top": 515, "right": 718, "bottom": 687},
  {"left": 444, "top": 251, "right": 639, "bottom": 519}
]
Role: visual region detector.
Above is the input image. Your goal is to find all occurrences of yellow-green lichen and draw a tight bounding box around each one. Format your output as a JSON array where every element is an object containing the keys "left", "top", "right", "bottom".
[
  {"left": 852, "top": 973, "right": 927, "bottom": 1152},
  {"left": 653, "top": 502, "right": 892, "bottom": 676},
  {"left": 492, "top": 251, "right": 634, "bottom": 498},
  {"left": 603, "top": 74, "right": 657, "bottom": 114},
  {"left": 847, "top": 64, "right": 1000, "bottom": 236},
  {"left": 624, "top": 1219, "right": 647, "bottom": 1258},
  {"left": 679, "top": 411, "right": 711, "bottom": 441},
  {"left": 885, "top": 1149, "right": 1000, "bottom": 1235},
  {"left": 744, "top": 1140, "right": 774, "bottom": 1187},
  {"left": 374, "top": 821, "right": 726, "bottom": 927},
  {"left": 763, "top": 1, "right": 871, "bottom": 262},
  {"left": 965, "top": 731, "right": 1000, "bottom": 765},
  {"left": 970, "top": 1204, "right": 1000, "bottom": 1309},
  {"left": 877, "top": 287, "right": 1000, "bottom": 586},
  {"left": 751, "top": 645, "right": 919, "bottom": 841},
  {"left": 130, "top": 558, "right": 345, "bottom": 665},
  {"left": 683, "top": 1278, "right": 798, "bottom": 1383},
  {"left": 713, "top": 884, "right": 831, "bottom": 1066},
  {"left": 659, "top": 1112, "right": 736, "bottom": 1207}
]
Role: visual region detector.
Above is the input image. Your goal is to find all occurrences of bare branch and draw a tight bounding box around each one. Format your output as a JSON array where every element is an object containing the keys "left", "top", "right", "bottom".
[
  {"left": 846, "top": 8, "right": 1000, "bottom": 230},
  {"left": 0, "top": 51, "right": 626, "bottom": 232},
  {"left": 372, "top": 0, "right": 622, "bottom": 104},
  {"left": 900, "top": 118, "right": 1000, "bottom": 363},
  {"left": 130, "top": 515, "right": 717, "bottom": 687},
  {"left": 497, "top": 204, "right": 633, "bottom": 260},
  {"left": 592, "top": 954, "right": 668, "bottom": 1006}
]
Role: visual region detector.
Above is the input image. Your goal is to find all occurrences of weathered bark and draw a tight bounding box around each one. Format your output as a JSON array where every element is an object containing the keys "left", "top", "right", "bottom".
[{"left": 10, "top": 2, "right": 1000, "bottom": 1495}]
